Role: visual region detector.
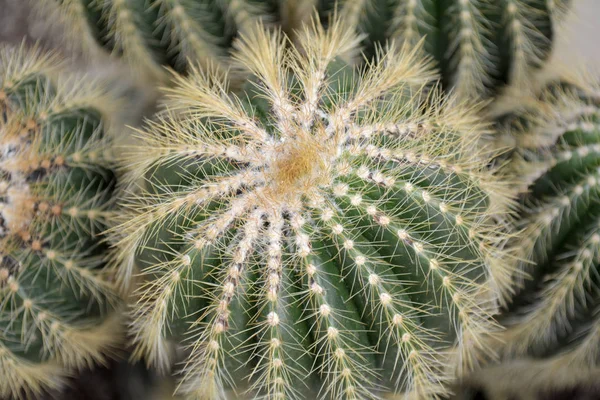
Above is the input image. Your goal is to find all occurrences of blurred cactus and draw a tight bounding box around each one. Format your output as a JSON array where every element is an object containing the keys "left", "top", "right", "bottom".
[
  {"left": 37, "top": 1, "right": 571, "bottom": 99},
  {"left": 0, "top": 44, "right": 121, "bottom": 399},
  {"left": 113, "top": 18, "right": 518, "bottom": 400},
  {"left": 314, "top": 0, "right": 571, "bottom": 100},
  {"left": 38, "top": 0, "right": 285, "bottom": 81},
  {"left": 450, "top": 359, "right": 600, "bottom": 400},
  {"left": 494, "top": 73, "right": 600, "bottom": 364}
]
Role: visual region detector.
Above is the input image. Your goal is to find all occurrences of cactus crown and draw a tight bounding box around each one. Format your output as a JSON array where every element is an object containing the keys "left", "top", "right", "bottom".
[
  {"left": 0, "top": 44, "right": 121, "bottom": 399},
  {"left": 114, "top": 18, "right": 517, "bottom": 400},
  {"left": 495, "top": 74, "right": 600, "bottom": 364}
]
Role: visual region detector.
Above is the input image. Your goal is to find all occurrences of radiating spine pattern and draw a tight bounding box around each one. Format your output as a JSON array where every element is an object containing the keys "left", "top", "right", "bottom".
[{"left": 114, "top": 18, "right": 518, "bottom": 400}]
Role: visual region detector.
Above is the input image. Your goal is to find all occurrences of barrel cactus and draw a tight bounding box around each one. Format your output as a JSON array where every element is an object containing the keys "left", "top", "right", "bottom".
[
  {"left": 113, "top": 18, "right": 517, "bottom": 400},
  {"left": 315, "top": 0, "right": 570, "bottom": 100},
  {"left": 38, "top": 0, "right": 284, "bottom": 81},
  {"left": 494, "top": 74, "right": 600, "bottom": 364},
  {"left": 0, "top": 44, "right": 121, "bottom": 399}
]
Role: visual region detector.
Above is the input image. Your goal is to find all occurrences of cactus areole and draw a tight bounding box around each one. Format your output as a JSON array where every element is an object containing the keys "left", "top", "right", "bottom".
[
  {"left": 0, "top": 46, "right": 120, "bottom": 399},
  {"left": 117, "top": 20, "right": 516, "bottom": 400}
]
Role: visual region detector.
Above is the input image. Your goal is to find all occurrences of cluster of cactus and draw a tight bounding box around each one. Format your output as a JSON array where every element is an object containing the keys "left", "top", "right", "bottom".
[
  {"left": 492, "top": 76, "right": 600, "bottom": 365},
  {"left": 43, "top": 0, "right": 568, "bottom": 99},
  {"left": 5, "top": 1, "right": 600, "bottom": 400},
  {"left": 0, "top": 44, "right": 121, "bottom": 399},
  {"left": 112, "top": 19, "right": 518, "bottom": 400}
]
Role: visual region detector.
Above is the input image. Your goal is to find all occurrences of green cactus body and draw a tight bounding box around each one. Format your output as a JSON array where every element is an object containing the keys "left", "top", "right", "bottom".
[
  {"left": 314, "top": 0, "right": 570, "bottom": 100},
  {"left": 0, "top": 45, "right": 121, "bottom": 399},
  {"left": 496, "top": 76, "right": 600, "bottom": 364},
  {"left": 115, "top": 19, "right": 517, "bottom": 400},
  {"left": 41, "top": 0, "right": 284, "bottom": 81}
]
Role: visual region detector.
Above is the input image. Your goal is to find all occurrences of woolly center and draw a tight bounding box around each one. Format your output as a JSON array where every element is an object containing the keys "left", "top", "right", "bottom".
[
  {"left": 267, "top": 128, "right": 331, "bottom": 200},
  {"left": 0, "top": 93, "right": 37, "bottom": 241}
]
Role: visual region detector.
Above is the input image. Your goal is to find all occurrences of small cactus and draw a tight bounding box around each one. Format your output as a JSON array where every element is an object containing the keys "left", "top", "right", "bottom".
[
  {"left": 114, "top": 18, "right": 518, "bottom": 400},
  {"left": 39, "top": 0, "right": 281, "bottom": 81},
  {"left": 0, "top": 44, "right": 121, "bottom": 399},
  {"left": 315, "top": 0, "right": 570, "bottom": 100},
  {"left": 494, "top": 74, "right": 600, "bottom": 363}
]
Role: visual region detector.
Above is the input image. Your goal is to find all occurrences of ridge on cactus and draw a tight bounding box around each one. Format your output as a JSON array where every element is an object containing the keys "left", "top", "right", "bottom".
[
  {"left": 113, "top": 17, "right": 518, "bottom": 400},
  {"left": 38, "top": 0, "right": 280, "bottom": 81},
  {"left": 494, "top": 73, "right": 600, "bottom": 363},
  {"left": 313, "top": 0, "right": 571, "bottom": 100},
  {"left": 0, "top": 44, "right": 121, "bottom": 399}
]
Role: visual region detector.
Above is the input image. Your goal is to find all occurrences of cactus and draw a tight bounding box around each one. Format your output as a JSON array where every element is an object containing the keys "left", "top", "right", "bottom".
[
  {"left": 314, "top": 0, "right": 570, "bottom": 100},
  {"left": 38, "top": 1, "right": 570, "bottom": 98},
  {"left": 0, "top": 44, "right": 121, "bottom": 399},
  {"left": 38, "top": 0, "right": 286, "bottom": 81},
  {"left": 452, "top": 359, "right": 600, "bottom": 400},
  {"left": 113, "top": 18, "right": 518, "bottom": 400},
  {"left": 493, "top": 74, "right": 600, "bottom": 364}
]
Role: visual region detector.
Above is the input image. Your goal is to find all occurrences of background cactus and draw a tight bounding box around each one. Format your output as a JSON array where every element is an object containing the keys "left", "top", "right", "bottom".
[
  {"left": 113, "top": 18, "right": 518, "bottom": 400},
  {"left": 0, "top": 44, "right": 121, "bottom": 399},
  {"left": 449, "top": 359, "right": 600, "bottom": 400},
  {"left": 314, "top": 0, "right": 571, "bottom": 100},
  {"left": 492, "top": 73, "right": 600, "bottom": 365},
  {"left": 38, "top": 1, "right": 571, "bottom": 99},
  {"left": 38, "top": 0, "right": 289, "bottom": 81}
]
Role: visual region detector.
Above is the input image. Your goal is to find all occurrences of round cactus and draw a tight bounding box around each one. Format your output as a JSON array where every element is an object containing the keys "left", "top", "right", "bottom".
[
  {"left": 114, "top": 19, "right": 517, "bottom": 400},
  {"left": 39, "top": 0, "right": 285, "bottom": 81},
  {"left": 0, "top": 44, "right": 121, "bottom": 399},
  {"left": 494, "top": 74, "right": 600, "bottom": 364},
  {"left": 313, "top": 0, "right": 570, "bottom": 100}
]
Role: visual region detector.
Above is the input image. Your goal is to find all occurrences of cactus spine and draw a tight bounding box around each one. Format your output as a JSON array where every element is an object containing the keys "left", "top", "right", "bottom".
[
  {"left": 315, "top": 0, "right": 570, "bottom": 100},
  {"left": 0, "top": 44, "right": 121, "bottom": 399},
  {"left": 114, "top": 18, "right": 517, "bottom": 400},
  {"left": 495, "top": 75, "right": 600, "bottom": 364}
]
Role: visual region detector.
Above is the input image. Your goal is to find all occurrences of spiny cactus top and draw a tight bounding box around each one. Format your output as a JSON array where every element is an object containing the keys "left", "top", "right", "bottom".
[
  {"left": 495, "top": 75, "right": 600, "bottom": 365},
  {"left": 0, "top": 45, "right": 121, "bottom": 399},
  {"left": 40, "top": 0, "right": 283, "bottom": 81},
  {"left": 114, "top": 19, "right": 517, "bottom": 400},
  {"left": 315, "top": 0, "right": 571, "bottom": 100}
]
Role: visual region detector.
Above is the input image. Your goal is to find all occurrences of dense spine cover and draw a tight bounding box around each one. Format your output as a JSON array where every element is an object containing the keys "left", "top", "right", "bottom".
[
  {"left": 114, "top": 18, "right": 518, "bottom": 400},
  {"left": 0, "top": 44, "right": 121, "bottom": 399}
]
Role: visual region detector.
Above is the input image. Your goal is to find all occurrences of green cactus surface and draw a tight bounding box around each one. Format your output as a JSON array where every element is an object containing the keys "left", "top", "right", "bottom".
[
  {"left": 40, "top": 0, "right": 287, "bottom": 81},
  {"left": 0, "top": 44, "right": 121, "bottom": 399},
  {"left": 314, "top": 0, "right": 570, "bottom": 100},
  {"left": 114, "top": 19, "right": 518, "bottom": 400},
  {"left": 495, "top": 74, "right": 600, "bottom": 365}
]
